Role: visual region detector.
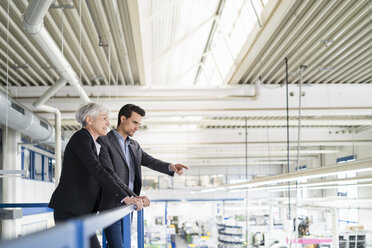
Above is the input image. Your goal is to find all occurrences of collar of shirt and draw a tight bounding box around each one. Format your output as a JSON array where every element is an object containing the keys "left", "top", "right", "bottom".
[{"left": 113, "top": 129, "right": 130, "bottom": 145}]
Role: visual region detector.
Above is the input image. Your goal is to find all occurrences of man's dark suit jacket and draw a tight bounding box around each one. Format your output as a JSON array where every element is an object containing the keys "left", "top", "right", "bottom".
[
  {"left": 97, "top": 130, "right": 174, "bottom": 210},
  {"left": 49, "top": 128, "right": 133, "bottom": 216}
]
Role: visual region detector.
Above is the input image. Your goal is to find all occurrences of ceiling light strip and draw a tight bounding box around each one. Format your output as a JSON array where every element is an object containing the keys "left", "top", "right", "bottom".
[{"left": 227, "top": 157, "right": 372, "bottom": 189}]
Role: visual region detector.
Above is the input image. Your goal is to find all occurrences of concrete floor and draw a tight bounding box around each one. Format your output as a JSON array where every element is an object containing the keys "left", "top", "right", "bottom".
[{"left": 175, "top": 234, "right": 189, "bottom": 248}]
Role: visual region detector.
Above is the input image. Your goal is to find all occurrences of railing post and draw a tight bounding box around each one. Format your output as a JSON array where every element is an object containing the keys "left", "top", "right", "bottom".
[
  {"left": 165, "top": 201, "right": 168, "bottom": 225},
  {"left": 123, "top": 214, "right": 131, "bottom": 248},
  {"left": 137, "top": 210, "right": 144, "bottom": 248},
  {"left": 102, "top": 228, "right": 107, "bottom": 248},
  {"left": 70, "top": 220, "right": 86, "bottom": 248}
]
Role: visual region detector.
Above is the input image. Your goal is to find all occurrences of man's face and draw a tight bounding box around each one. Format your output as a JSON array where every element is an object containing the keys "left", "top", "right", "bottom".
[{"left": 119, "top": 111, "right": 142, "bottom": 137}]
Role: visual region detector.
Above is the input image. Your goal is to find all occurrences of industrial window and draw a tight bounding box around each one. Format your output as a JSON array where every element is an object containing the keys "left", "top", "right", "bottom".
[
  {"left": 34, "top": 153, "right": 43, "bottom": 180},
  {"left": 22, "top": 148, "right": 31, "bottom": 177},
  {"left": 196, "top": 0, "right": 267, "bottom": 85},
  {"left": 20, "top": 143, "right": 54, "bottom": 183},
  {"left": 48, "top": 158, "right": 55, "bottom": 182}
]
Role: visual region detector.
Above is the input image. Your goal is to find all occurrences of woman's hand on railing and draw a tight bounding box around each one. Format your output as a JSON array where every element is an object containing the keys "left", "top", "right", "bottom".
[{"left": 123, "top": 196, "right": 144, "bottom": 211}]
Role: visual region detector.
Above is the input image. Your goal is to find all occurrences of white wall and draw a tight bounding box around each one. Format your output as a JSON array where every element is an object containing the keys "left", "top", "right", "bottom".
[
  {"left": 1, "top": 128, "right": 56, "bottom": 240},
  {"left": 1, "top": 128, "right": 22, "bottom": 239},
  {"left": 22, "top": 212, "right": 54, "bottom": 235},
  {"left": 20, "top": 179, "right": 55, "bottom": 203}
]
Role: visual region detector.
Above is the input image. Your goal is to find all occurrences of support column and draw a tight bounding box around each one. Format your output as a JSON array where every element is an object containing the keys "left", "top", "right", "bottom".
[{"left": 1, "top": 128, "right": 22, "bottom": 239}]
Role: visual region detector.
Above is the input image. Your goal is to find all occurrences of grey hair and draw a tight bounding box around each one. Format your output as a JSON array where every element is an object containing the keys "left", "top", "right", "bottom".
[{"left": 75, "top": 102, "right": 110, "bottom": 127}]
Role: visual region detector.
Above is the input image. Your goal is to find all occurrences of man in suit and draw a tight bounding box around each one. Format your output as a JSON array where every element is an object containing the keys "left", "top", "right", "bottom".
[{"left": 97, "top": 104, "right": 188, "bottom": 248}]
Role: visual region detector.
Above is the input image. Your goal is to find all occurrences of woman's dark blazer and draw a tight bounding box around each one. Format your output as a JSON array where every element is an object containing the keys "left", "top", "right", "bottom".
[{"left": 48, "top": 128, "right": 132, "bottom": 216}]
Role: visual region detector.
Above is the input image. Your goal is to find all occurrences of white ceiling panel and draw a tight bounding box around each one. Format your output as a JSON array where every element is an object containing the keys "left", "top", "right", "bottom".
[{"left": 0, "top": 0, "right": 371, "bottom": 176}]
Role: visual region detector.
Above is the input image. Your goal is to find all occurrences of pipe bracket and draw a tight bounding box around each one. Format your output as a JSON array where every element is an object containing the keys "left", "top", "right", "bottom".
[{"left": 24, "top": 21, "right": 43, "bottom": 35}]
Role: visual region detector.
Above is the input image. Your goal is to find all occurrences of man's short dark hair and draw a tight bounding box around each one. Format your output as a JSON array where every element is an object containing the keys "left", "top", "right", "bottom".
[{"left": 117, "top": 104, "right": 146, "bottom": 127}]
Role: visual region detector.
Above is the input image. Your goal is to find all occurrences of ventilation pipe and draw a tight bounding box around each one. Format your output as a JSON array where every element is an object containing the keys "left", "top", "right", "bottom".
[
  {"left": 252, "top": 77, "right": 260, "bottom": 99},
  {"left": 33, "top": 78, "right": 67, "bottom": 107},
  {"left": 36, "top": 105, "right": 62, "bottom": 186},
  {"left": 32, "top": 78, "right": 67, "bottom": 186},
  {"left": 0, "top": 91, "right": 67, "bottom": 187},
  {"left": 23, "top": 0, "right": 90, "bottom": 103},
  {"left": 0, "top": 90, "right": 66, "bottom": 149}
]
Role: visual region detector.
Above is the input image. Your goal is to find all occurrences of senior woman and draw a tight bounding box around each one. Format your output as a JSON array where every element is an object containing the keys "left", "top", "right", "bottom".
[{"left": 49, "top": 102, "right": 142, "bottom": 248}]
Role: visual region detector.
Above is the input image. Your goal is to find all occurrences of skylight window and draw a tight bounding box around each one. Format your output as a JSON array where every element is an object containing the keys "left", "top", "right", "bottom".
[{"left": 195, "top": 0, "right": 266, "bottom": 85}]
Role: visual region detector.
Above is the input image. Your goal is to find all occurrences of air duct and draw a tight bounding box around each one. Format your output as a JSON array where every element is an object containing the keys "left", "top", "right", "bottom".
[
  {"left": 23, "top": 0, "right": 90, "bottom": 103},
  {"left": 0, "top": 90, "right": 67, "bottom": 149}
]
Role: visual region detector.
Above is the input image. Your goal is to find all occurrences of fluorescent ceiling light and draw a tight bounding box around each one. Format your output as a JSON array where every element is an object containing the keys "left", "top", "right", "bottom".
[
  {"left": 184, "top": 116, "right": 204, "bottom": 121},
  {"left": 235, "top": 175, "right": 372, "bottom": 193},
  {"left": 200, "top": 186, "right": 226, "bottom": 193},
  {"left": 226, "top": 178, "right": 372, "bottom": 193},
  {"left": 200, "top": 188, "right": 217, "bottom": 193},
  {"left": 211, "top": 174, "right": 225, "bottom": 178},
  {"left": 227, "top": 158, "right": 372, "bottom": 190},
  {"left": 269, "top": 183, "right": 372, "bottom": 193}
]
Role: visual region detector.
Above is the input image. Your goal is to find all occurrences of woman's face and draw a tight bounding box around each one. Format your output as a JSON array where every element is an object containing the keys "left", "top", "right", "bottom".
[{"left": 89, "top": 112, "right": 110, "bottom": 137}]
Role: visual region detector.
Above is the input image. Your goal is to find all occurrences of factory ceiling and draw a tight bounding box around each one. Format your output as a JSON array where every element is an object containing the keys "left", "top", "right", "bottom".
[{"left": 0, "top": 0, "right": 371, "bottom": 175}]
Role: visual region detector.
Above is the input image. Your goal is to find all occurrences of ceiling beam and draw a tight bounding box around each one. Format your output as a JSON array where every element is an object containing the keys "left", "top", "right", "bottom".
[
  {"left": 0, "top": 48, "right": 33, "bottom": 86},
  {"left": 85, "top": 0, "right": 125, "bottom": 84},
  {"left": 227, "top": 0, "right": 299, "bottom": 84},
  {"left": 0, "top": 65, "right": 22, "bottom": 86},
  {"left": 0, "top": 2, "right": 57, "bottom": 84},
  {"left": 9, "top": 84, "right": 372, "bottom": 117},
  {"left": 265, "top": 0, "right": 359, "bottom": 84},
  {"left": 311, "top": 38, "right": 369, "bottom": 83},
  {"left": 53, "top": 117, "right": 372, "bottom": 127},
  {"left": 126, "top": 0, "right": 145, "bottom": 85},
  {"left": 104, "top": 0, "right": 134, "bottom": 85},
  {"left": 249, "top": 0, "right": 327, "bottom": 83},
  {"left": 45, "top": 7, "right": 94, "bottom": 85}
]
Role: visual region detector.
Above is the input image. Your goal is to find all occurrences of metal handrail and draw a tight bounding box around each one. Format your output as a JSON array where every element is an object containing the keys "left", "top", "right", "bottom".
[
  {"left": 0, "top": 204, "right": 144, "bottom": 248},
  {"left": 0, "top": 203, "right": 49, "bottom": 208}
]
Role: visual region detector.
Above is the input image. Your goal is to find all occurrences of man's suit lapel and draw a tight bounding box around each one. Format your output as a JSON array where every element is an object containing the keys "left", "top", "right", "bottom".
[
  {"left": 129, "top": 141, "right": 142, "bottom": 180},
  {"left": 108, "top": 130, "right": 129, "bottom": 169}
]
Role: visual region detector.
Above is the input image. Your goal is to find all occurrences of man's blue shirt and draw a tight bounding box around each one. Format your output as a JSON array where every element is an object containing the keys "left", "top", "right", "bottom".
[{"left": 113, "top": 129, "right": 135, "bottom": 190}]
